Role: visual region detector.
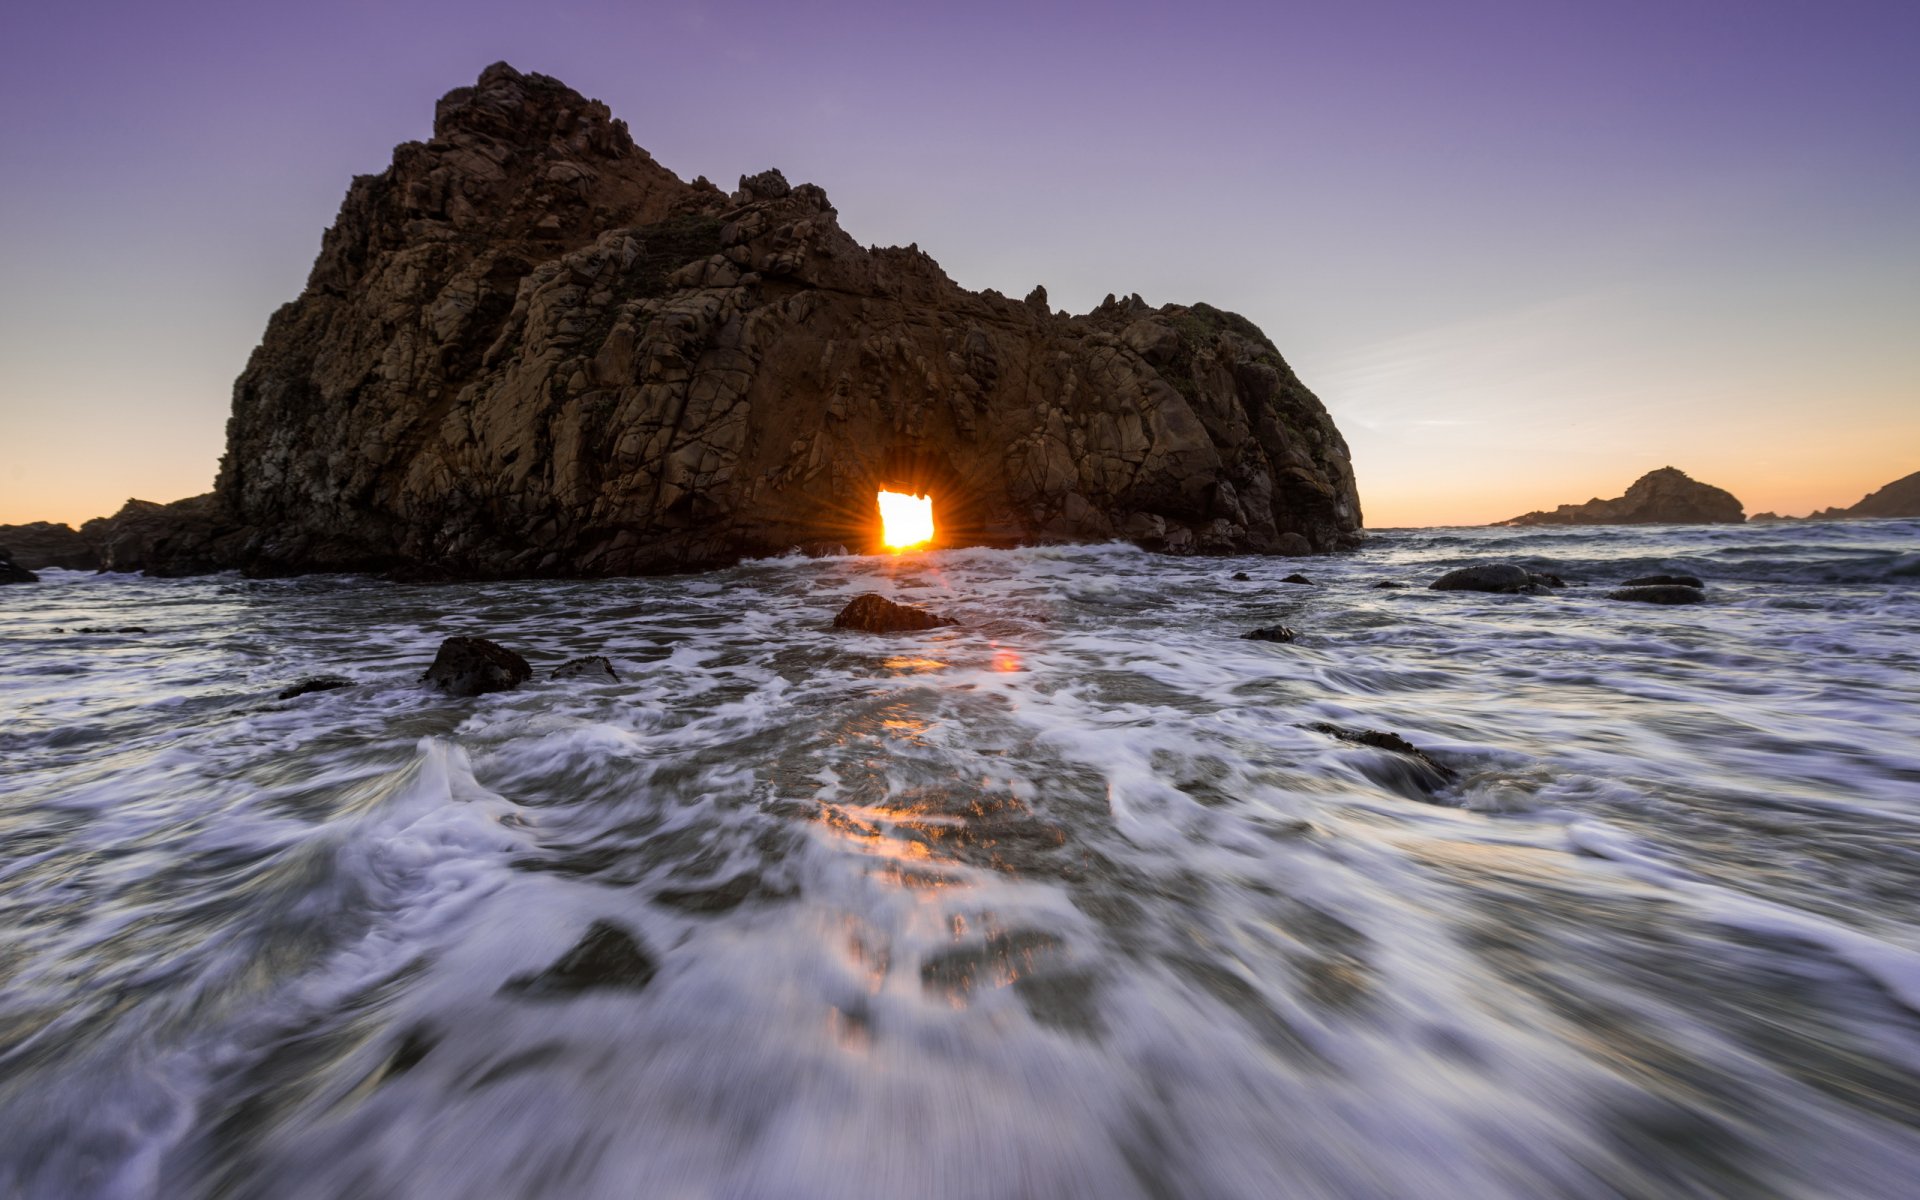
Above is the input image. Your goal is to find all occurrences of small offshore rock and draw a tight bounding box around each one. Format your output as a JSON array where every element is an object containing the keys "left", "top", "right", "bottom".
[
  {"left": 422, "top": 635, "right": 533, "bottom": 696},
  {"left": 1607, "top": 585, "right": 1706, "bottom": 605},
  {"left": 500, "top": 920, "right": 657, "bottom": 998},
  {"left": 279, "top": 676, "right": 352, "bottom": 700},
  {"left": 1243, "top": 625, "right": 1299, "bottom": 643},
  {"left": 1281, "top": 573, "right": 1317, "bottom": 586},
  {"left": 1622, "top": 574, "right": 1704, "bottom": 588},
  {"left": 1309, "top": 722, "right": 1457, "bottom": 791},
  {"left": 0, "top": 548, "right": 38, "bottom": 584},
  {"left": 833, "top": 593, "right": 958, "bottom": 633},
  {"left": 1370, "top": 580, "right": 1408, "bottom": 589},
  {"left": 1231, "top": 571, "right": 1251, "bottom": 582},
  {"left": 1428, "top": 563, "right": 1560, "bottom": 595},
  {"left": 553, "top": 654, "right": 619, "bottom": 681}
]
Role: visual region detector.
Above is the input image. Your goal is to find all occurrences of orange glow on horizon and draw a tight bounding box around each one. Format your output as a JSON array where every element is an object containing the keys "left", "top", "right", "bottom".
[{"left": 878, "top": 490, "right": 934, "bottom": 549}]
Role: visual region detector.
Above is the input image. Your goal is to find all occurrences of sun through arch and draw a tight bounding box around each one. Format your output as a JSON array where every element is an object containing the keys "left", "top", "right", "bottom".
[{"left": 877, "top": 490, "right": 934, "bottom": 550}]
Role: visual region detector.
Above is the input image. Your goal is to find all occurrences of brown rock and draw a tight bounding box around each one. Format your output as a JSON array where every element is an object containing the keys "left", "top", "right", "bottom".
[
  {"left": 1499, "top": 467, "right": 1744, "bottom": 526},
  {"left": 0, "top": 522, "right": 98, "bottom": 570},
  {"left": 422, "top": 635, "right": 533, "bottom": 695},
  {"left": 196, "top": 63, "right": 1361, "bottom": 579},
  {"left": 832, "top": 593, "right": 957, "bottom": 632}
]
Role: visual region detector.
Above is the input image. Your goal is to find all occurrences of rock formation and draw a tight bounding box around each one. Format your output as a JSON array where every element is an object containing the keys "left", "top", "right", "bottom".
[
  {"left": 1499, "top": 467, "right": 1744, "bottom": 527},
  {"left": 0, "top": 547, "right": 37, "bottom": 584},
  {"left": 1759, "top": 470, "right": 1920, "bottom": 522},
  {"left": 123, "top": 61, "right": 1364, "bottom": 579},
  {"left": 0, "top": 522, "right": 98, "bottom": 570}
]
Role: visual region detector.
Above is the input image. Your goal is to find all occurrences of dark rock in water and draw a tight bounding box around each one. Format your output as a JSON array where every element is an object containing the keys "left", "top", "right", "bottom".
[
  {"left": 1231, "top": 571, "right": 1251, "bottom": 582},
  {"left": 833, "top": 593, "right": 957, "bottom": 632},
  {"left": 188, "top": 63, "right": 1361, "bottom": 580},
  {"left": 654, "top": 872, "right": 784, "bottom": 914},
  {"left": 76, "top": 625, "right": 150, "bottom": 634},
  {"left": 79, "top": 494, "right": 244, "bottom": 577},
  {"left": 1281, "top": 573, "right": 1317, "bottom": 586},
  {"left": 0, "top": 548, "right": 38, "bottom": 584},
  {"left": 1428, "top": 563, "right": 1560, "bottom": 595},
  {"left": 1499, "top": 466, "right": 1745, "bottom": 526},
  {"left": 1370, "top": 580, "right": 1408, "bottom": 589},
  {"left": 1243, "top": 625, "right": 1299, "bottom": 643},
  {"left": 0, "top": 523, "right": 97, "bottom": 570},
  {"left": 553, "top": 655, "right": 619, "bottom": 681},
  {"left": 500, "top": 920, "right": 657, "bottom": 997},
  {"left": 278, "top": 676, "right": 352, "bottom": 700},
  {"left": 1308, "top": 722, "right": 1457, "bottom": 794},
  {"left": 1607, "top": 585, "right": 1706, "bottom": 605},
  {"left": 422, "top": 636, "right": 533, "bottom": 696},
  {"left": 1622, "top": 574, "right": 1703, "bottom": 589}
]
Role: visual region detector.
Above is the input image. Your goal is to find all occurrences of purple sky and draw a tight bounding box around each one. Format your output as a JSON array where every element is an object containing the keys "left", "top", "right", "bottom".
[{"left": 3, "top": 0, "right": 1916, "bottom": 526}]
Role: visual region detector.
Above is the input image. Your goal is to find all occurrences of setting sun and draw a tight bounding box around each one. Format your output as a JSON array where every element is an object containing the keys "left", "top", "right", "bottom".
[{"left": 877, "top": 490, "right": 934, "bottom": 550}]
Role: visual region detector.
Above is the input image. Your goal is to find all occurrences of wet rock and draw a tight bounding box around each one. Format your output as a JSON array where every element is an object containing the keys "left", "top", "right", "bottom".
[
  {"left": 832, "top": 593, "right": 957, "bottom": 632},
  {"left": 1230, "top": 571, "right": 1251, "bottom": 581},
  {"left": 422, "top": 635, "right": 533, "bottom": 696},
  {"left": 1607, "top": 585, "right": 1706, "bottom": 605},
  {"left": 1281, "top": 573, "right": 1317, "bottom": 586},
  {"left": 1370, "top": 580, "right": 1408, "bottom": 589},
  {"left": 553, "top": 654, "right": 619, "bottom": 681},
  {"left": 76, "top": 625, "right": 149, "bottom": 634},
  {"left": 278, "top": 676, "right": 352, "bottom": 700},
  {"left": 1500, "top": 466, "right": 1745, "bottom": 526},
  {"left": 1308, "top": 723, "right": 1456, "bottom": 794},
  {"left": 1243, "top": 625, "right": 1299, "bottom": 643},
  {"left": 1428, "top": 563, "right": 1560, "bottom": 595},
  {"left": 0, "top": 548, "right": 37, "bottom": 584},
  {"left": 1622, "top": 574, "right": 1704, "bottom": 588},
  {"left": 500, "top": 920, "right": 657, "bottom": 997}
]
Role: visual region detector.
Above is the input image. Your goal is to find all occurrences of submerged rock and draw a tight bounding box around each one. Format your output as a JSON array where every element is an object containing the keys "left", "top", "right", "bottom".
[
  {"left": 1370, "top": 580, "right": 1408, "bottom": 589},
  {"left": 1230, "top": 571, "right": 1252, "bottom": 582},
  {"left": 553, "top": 654, "right": 620, "bottom": 681},
  {"left": 278, "top": 676, "right": 352, "bottom": 700},
  {"left": 832, "top": 593, "right": 957, "bottom": 633},
  {"left": 1428, "top": 563, "right": 1561, "bottom": 595},
  {"left": 1280, "top": 573, "right": 1317, "bottom": 586},
  {"left": 1607, "top": 585, "right": 1706, "bottom": 605},
  {"left": 1500, "top": 467, "right": 1744, "bottom": 526},
  {"left": 500, "top": 920, "right": 657, "bottom": 997},
  {"left": 1622, "top": 573, "right": 1704, "bottom": 588},
  {"left": 1309, "top": 723, "right": 1456, "bottom": 794},
  {"left": 422, "top": 636, "right": 533, "bottom": 696},
  {"left": 1243, "top": 625, "right": 1299, "bottom": 643},
  {"left": 0, "top": 548, "right": 37, "bottom": 584}
]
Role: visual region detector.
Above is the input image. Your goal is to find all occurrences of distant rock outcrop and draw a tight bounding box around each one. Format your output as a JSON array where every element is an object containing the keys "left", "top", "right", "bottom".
[
  {"left": 1792, "top": 470, "right": 1920, "bottom": 522},
  {"left": 1499, "top": 467, "right": 1744, "bottom": 527},
  {"left": 123, "top": 61, "right": 1361, "bottom": 579},
  {"left": 0, "top": 522, "right": 98, "bottom": 570}
]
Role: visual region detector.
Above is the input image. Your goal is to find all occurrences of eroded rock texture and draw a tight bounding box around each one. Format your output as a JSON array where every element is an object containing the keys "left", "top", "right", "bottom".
[
  {"left": 1500, "top": 467, "right": 1743, "bottom": 527},
  {"left": 202, "top": 62, "right": 1361, "bottom": 577}
]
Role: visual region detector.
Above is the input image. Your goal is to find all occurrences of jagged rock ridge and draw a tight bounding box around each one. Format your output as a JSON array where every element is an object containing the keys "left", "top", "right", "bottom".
[
  {"left": 1499, "top": 467, "right": 1744, "bottom": 527},
  {"left": 1752, "top": 469, "right": 1920, "bottom": 522},
  {"left": 192, "top": 62, "right": 1361, "bottom": 576}
]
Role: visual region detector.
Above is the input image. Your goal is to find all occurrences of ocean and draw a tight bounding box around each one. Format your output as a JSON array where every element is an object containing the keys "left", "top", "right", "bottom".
[{"left": 3, "top": 520, "right": 1918, "bottom": 1199}]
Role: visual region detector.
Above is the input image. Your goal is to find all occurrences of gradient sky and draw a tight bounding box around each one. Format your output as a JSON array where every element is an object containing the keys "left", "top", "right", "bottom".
[{"left": 3, "top": 0, "right": 1916, "bottom": 528}]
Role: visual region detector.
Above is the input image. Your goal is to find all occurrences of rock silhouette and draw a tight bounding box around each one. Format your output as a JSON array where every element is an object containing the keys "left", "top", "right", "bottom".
[
  {"left": 99, "top": 62, "right": 1360, "bottom": 578},
  {"left": 422, "top": 635, "right": 533, "bottom": 696},
  {"left": 832, "top": 593, "right": 957, "bottom": 633},
  {"left": 1500, "top": 467, "right": 1744, "bottom": 526}
]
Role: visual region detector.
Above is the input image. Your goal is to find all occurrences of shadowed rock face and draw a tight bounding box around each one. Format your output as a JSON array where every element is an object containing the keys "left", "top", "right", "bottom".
[
  {"left": 1767, "top": 470, "right": 1920, "bottom": 522},
  {"left": 195, "top": 62, "right": 1361, "bottom": 578},
  {"left": 1500, "top": 467, "right": 1744, "bottom": 527}
]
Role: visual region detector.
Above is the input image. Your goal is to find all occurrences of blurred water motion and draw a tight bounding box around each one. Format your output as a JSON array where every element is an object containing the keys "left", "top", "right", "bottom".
[{"left": 2, "top": 520, "right": 1918, "bottom": 1198}]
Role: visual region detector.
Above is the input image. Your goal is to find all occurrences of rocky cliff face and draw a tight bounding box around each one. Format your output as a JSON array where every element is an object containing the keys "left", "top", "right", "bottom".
[
  {"left": 1500, "top": 467, "right": 1744, "bottom": 527},
  {"left": 199, "top": 62, "right": 1360, "bottom": 577}
]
